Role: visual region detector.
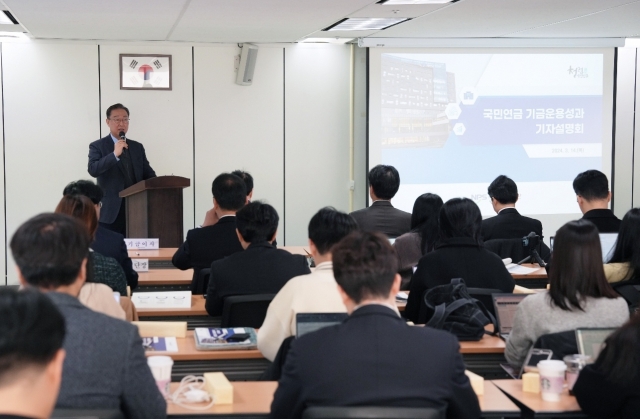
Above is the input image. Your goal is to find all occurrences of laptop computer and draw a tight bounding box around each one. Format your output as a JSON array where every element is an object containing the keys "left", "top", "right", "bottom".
[
  {"left": 492, "top": 294, "right": 528, "bottom": 340},
  {"left": 295, "top": 313, "right": 348, "bottom": 338},
  {"left": 576, "top": 328, "right": 616, "bottom": 360},
  {"left": 599, "top": 233, "right": 618, "bottom": 263}
]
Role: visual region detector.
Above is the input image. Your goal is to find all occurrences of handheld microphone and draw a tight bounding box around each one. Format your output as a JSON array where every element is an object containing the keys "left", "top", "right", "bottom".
[{"left": 119, "top": 131, "right": 127, "bottom": 155}]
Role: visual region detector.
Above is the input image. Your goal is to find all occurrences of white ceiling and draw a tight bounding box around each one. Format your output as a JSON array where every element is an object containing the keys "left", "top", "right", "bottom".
[{"left": 1, "top": 0, "right": 639, "bottom": 43}]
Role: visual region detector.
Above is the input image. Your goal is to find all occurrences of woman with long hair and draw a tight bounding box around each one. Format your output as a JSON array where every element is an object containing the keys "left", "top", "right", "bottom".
[
  {"left": 604, "top": 207, "right": 640, "bottom": 283},
  {"left": 393, "top": 193, "right": 443, "bottom": 289},
  {"left": 404, "top": 197, "right": 515, "bottom": 323},
  {"left": 505, "top": 219, "right": 628, "bottom": 367}
]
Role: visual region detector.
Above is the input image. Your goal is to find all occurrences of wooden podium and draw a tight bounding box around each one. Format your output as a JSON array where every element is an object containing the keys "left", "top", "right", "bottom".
[{"left": 119, "top": 176, "right": 190, "bottom": 247}]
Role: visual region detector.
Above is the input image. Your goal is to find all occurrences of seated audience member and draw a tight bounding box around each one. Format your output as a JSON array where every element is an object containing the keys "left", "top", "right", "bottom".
[
  {"left": 269, "top": 231, "right": 481, "bottom": 419},
  {"left": 232, "top": 170, "right": 254, "bottom": 202},
  {"left": 405, "top": 198, "right": 515, "bottom": 324},
  {"left": 573, "top": 312, "right": 640, "bottom": 419},
  {"left": 258, "top": 207, "right": 358, "bottom": 361},
  {"left": 63, "top": 180, "right": 138, "bottom": 289},
  {"left": 0, "top": 289, "right": 66, "bottom": 419},
  {"left": 481, "top": 175, "right": 542, "bottom": 240},
  {"left": 350, "top": 165, "right": 411, "bottom": 238},
  {"left": 604, "top": 208, "right": 640, "bottom": 283},
  {"left": 172, "top": 173, "right": 245, "bottom": 289},
  {"left": 56, "top": 195, "right": 128, "bottom": 297},
  {"left": 206, "top": 202, "right": 310, "bottom": 316},
  {"left": 11, "top": 213, "right": 166, "bottom": 418},
  {"left": 505, "top": 220, "right": 628, "bottom": 367},
  {"left": 393, "top": 193, "right": 443, "bottom": 289},
  {"left": 573, "top": 169, "right": 621, "bottom": 233}
]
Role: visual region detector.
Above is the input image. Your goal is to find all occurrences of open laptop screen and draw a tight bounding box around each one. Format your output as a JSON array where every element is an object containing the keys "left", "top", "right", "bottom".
[
  {"left": 599, "top": 233, "right": 618, "bottom": 263},
  {"left": 576, "top": 328, "right": 616, "bottom": 360},
  {"left": 296, "top": 313, "right": 348, "bottom": 338},
  {"left": 492, "top": 294, "right": 528, "bottom": 334}
]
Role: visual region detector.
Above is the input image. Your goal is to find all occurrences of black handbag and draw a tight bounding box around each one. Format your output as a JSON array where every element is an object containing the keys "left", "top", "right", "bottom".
[{"left": 423, "top": 278, "right": 497, "bottom": 341}]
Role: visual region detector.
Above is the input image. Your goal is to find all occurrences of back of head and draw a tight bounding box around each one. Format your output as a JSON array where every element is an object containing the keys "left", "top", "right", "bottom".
[
  {"left": 55, "top": 195, "right": 98, "bottom": 239},
  {"left": 411, "top": 193, "right": 444, "bottom": 254},
  {"left": 548, "top": 219, "right": 617, "bottom": 311},
  {"left": 438, "top": 197, "right": 482, "bottom": 243},
  {"left": 608, "top": 208, "right": 640, "bottom": 274},
  {"left": 332, "top": 231, "right": 398, "bottom": 304},
  {"left": 10, "top": 213, "right": 90, "bottom": 289},
  {"left": 0, "top": 288, "right": 65, "bottom": 389},
  {"left": 62, "top": 180, "right": 104, "bottom": 205},
  {"left": 308, "top": 207, "right": 358, "bottom": 255},
  {"left": 231, "top": 170, "right": 253, "bottom": 195},
  {"left": 368, "top": 165, "right": 400, "bottom": 200},
  {"left": 487, "top": 175, "right": 518, "bottom": 205},
  {"left": 235, "top": 201, "right": 279, "bottom": 243},
  {"left": 211, "top": 173, "right": 247, "bottom": 211},
  {"left": 573, "top": 170, "right": 609, "bottom": 201}
]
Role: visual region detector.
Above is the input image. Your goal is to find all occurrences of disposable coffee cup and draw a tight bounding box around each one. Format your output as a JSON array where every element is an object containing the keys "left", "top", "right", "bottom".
[
  {"left": 537, "top": 360, "right": 566, "bottom": 402},
  {"left": 147, "top": 355, "right": 173, "bottom": 397}
]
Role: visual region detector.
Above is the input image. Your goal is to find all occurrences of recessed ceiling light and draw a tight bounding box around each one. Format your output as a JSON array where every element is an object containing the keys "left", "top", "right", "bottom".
[
  {"left": 323, "top": 17, "right": 410, "bottom": 31},
  {"left": 299, "top": 38, "right": 354, "bottom": 44},
  {"left": 0, "top": 11, "right": 18, "bottom": 25},
  {"left": 0, "top": 32, "right": 28, "bottom": 39},
  {"left": 378, "top": 0, "right": 459, "bottom": 4}
]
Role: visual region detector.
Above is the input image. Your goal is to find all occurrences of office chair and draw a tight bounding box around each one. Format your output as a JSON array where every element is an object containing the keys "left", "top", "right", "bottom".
[
  {"left": 220, "top": 293, "right": 276, "bottom": 328},
  {"left": 466, "top": 287, "right": 503, "bottom": 318},
  {"left": 484, "top": 238, "right": 551, "bottom": 264},
  {"left": 612, "top": 280, "right": 640, "bottom": 313},
  {"left": 51, "top": 408, "right": 125, "bottom": 419},
  {"left": 302, "top": 406, "right": 446, "bottom": 419},
  {"left": 533, "top": 330, "right": 578, "bottom": 361},
  {"left": 190, "top": 268, "right": 211, "bottom": 295}
]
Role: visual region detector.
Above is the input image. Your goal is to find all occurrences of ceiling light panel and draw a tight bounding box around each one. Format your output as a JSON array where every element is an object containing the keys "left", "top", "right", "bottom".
[
  {"left": 0, "top": 11, "right": 14, "bottom": 25},
  {"left": 324, "top": 17, "right": 409, "bottom": 31}
]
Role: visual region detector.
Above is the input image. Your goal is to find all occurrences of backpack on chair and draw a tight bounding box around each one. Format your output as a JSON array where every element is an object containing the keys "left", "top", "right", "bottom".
[{"left": 423, "top": 278, "right": 497, "bottom": 341}]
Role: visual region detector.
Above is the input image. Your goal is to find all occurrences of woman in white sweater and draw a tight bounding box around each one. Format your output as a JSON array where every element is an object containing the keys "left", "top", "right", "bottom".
[{"left": 505, "top": 219, "right": 629, "bottom": 367}]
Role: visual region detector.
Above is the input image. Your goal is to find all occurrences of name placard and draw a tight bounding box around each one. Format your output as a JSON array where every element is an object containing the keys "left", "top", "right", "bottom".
[
  {"left": 125, "top": 238, "right": 159, "bottom": 250},
  {"left": 131, "top": 291, "right": 192, "bottom": 309},
  {"left": 132, "top": 259, "right": 149, "bottom": 272}
]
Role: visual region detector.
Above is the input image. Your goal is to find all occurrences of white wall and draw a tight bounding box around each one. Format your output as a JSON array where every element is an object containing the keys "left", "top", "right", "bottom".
[
  {"left": 193, "top": 45, "right": 285, "bottom": 244},
  {"left": 3, "top": 42, "right": 100, "bottom": 284}
]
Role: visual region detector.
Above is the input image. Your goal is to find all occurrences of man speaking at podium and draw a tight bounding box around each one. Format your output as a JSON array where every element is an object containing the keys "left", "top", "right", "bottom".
[{"left": 88, "top": 103, "right": 156, "bottom": 235}]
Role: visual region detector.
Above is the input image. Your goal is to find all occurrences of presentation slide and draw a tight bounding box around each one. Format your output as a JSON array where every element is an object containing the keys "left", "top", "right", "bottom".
[{"left": 368, "top": 49, "right": 614, "bottom": 227}]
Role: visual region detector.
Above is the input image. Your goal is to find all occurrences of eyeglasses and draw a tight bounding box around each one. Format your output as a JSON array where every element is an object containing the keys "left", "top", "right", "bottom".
[{"left": 109, "top": 118, "right": 130, "bottom": 124}]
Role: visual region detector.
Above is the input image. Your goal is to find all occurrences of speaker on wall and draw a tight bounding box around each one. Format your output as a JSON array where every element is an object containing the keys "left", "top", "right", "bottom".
[{"left": 235, "top": 44, "right": 259, "bottom": 86}]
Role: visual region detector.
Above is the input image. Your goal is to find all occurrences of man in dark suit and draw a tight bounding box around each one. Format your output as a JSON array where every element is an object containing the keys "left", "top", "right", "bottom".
[
  {"left": 173, "top": 173, "right": 246, "bottom": 292},
  {"left": 63, "top": 180, "right": 138, "bottom": 289},
  {"left": 573, "top": 170, "right": 621, "bottom": 233},
  {"left": 0, "top": 289, "right": 66, "bottom": 419},
  {"left": 269, "top": 231, "right": 480, "bottom": 419},
  {"left": 350, "top": 165, "right": 411, "bottom": 238},
  {"left": 206, "top": 202, "right": 310, "bottom": 316},
  {"left": 482, "top": 175, "right": 543, "bottom": 240},
  {"left": 88, "top": 103, "right": 156, "bottom": 235},
  {"left": 10, "top": 213, "right": 166, "bottom": 419}
]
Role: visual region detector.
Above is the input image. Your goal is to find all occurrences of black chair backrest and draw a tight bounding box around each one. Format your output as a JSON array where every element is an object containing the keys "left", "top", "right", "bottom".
[
  {"left": 52, "top": 409, "right": 125, "bottom": 419},
  {"left": 466, "top": 288, "right": 503, "bottom": 318},
  {"left": 221, "top": 293, "right": 276, "bottom": 328},
  {"left": 612, "top": 280, "right": 640, "bottom": 313},
  {"left": 533, "top": 330, "right": 578, "bottom": 360},
  {"left": 191, "top": 268, "right": 211, "bottom": 295},
  {"left": 484, "top": 238, "right": 551, "bottom": 263},
  {"left": 303, "top": 406, "right": 446, "bottom": 419}
]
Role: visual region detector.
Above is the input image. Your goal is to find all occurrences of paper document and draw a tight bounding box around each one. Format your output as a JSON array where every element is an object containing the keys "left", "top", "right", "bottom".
[
  {"left": 131, "top": 291, "right": 192, "bottom": 309},
  {"left": 505, "top": 264, "right": 540, "bottom": 275},
  {"left": 142, "top": 337, "right": 178, "bottom": 352},
  {"left": 396, "top": 292, "right": 409, "bottom": 301}
]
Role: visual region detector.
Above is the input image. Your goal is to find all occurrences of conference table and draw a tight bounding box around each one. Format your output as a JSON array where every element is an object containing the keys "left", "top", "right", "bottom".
[
  {"left": 138, "top": 269, "right": 193, "bottom": 291},
  {"left": 492, "top": 379, "right": 586, "bottom": 418},
  {"left": 136, "top": 295, "right": 218, "bottom": 329},
  {"left": 147, "top": 330, "right": 506, "bottom": 381},
  {"left": 166, "top": 381, "right": 521, "bottom": 418}
]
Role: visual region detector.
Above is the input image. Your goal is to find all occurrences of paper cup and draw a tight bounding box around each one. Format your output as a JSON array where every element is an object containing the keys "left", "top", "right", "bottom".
[
  {"left": 147, "top": 355, "right": 173, "bottom": 397},
  {"left": 537, "top": 360, "right": 566, "bottom": 402}
]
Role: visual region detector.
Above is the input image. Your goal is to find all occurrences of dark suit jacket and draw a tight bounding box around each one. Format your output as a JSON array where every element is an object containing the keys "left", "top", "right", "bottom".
[
  {"left": 582, "top": 209, "right": 621, "bottom": 233},
  {"left": 88, "top": 135, "right": 156, "bottom": 224},
  {"left": 205, "top": 241, "right": 311, "bottom": 316},
  {"left": 269, "top": 305, "right": 481, "bottom": 419},
  {"left": 92, "top": 225, "right": 138, "bottom": 289},
  {"left": 47, "top": 292, "right": 166, "bottom": 419},
  {"left": 481, "top": 208, "right": 543, "bottom": 241},
  {"left": 172, "top": 216, "right": 244, "bottom": 282},
  {"left": 405, "top": 237, "right": 515, "bottom": 324},
  {"left": 350, "top": 201, "right": 411, "bottom": 238}
]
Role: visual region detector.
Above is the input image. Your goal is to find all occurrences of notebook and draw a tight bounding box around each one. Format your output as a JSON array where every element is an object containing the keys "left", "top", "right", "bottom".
[
  {"left": 492, "top": 294, "right": 528, "bottom": 340},
  {"left": 576, "top": 328, "right": 616, "bottom": 360},
  {"left": 295, "top": 313, "right": 348, "bottom": 338}
]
